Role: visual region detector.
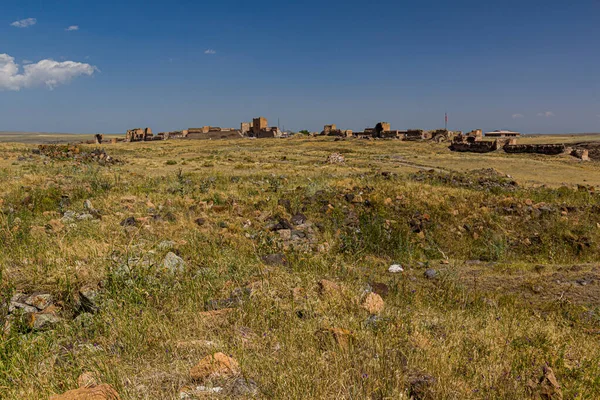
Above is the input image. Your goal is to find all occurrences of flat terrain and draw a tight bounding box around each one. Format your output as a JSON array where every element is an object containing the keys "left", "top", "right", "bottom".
[
  {"left": 0, "top": 132, "right": 120, "bottom": 144},
  {"left": 1, "top": 136, "right": 600, "bottom": 399}
]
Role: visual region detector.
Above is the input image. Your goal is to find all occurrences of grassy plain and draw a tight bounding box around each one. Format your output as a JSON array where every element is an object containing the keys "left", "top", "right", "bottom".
[{"left": 1, "top": 135, "right": 600, "bottom": 399}]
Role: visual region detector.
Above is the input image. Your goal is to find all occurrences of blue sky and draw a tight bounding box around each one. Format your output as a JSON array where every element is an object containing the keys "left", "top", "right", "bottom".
[{"left": 0, "top": 0, "right": 598, "bottom": 134}]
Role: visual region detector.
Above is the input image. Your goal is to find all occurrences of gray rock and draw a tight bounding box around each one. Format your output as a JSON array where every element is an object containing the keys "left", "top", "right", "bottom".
[
  {"left": 79, "top": 286, "right": 100, "bottom": 312},
  {"left": 261, "top": 253, "right": 287, "bottom": 266},
  {"left": 291, "top": 213, "right": 307, "bottom": 225},
  {"left": 76, "top": 213, "right": 94, "bottom": 221},
  {"left": 31, "top": 313, "right": 61, "bottom": 330},
  {"left": 424, "top": 269, "right": 437, "bottom": 280},
  {"left": 226, "top": 377, "right": 259, "bottom": 397},
  {"left": 9, "top": 302, "right": 38, "bottom": 314},
  {"left": 25, "top": 293, "right": 53, "bottom": 310},
  {"left": 162, "top": 252, "right": 185, "bottom": 274},
  {"left": 74, "top": 312, "right": 95, "bottom": 328}
]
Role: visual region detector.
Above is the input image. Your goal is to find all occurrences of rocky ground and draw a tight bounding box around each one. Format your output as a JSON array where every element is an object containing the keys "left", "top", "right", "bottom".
[{"left": 0, "top": 137, "right": 599, "bottom": 399}]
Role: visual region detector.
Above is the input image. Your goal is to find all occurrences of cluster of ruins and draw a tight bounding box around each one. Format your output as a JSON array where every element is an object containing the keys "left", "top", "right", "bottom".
[
  {"left": 120, "top": 117, "right": 283, "bottom": 143},
  {"left": 319, "top": 122, "right": 461, "bottom": 142},
  {"left": 450, "top": 129, "right": 589, "bottom": 160},
  {"left": 87, "top": 119, "right": 595, "bottom": 161}
]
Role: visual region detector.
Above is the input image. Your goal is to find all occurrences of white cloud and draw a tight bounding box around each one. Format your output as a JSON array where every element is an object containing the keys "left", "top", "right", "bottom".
[
  {"left": 512, "top": 113, "right": 524, "bottom": 119},
  {"left": 537, "top": 111, "right": 555, "bottom": 117},
  {"left": 65, "top": 25, "right": 79, "bottom": 31},
  {"left": 0, "top": 53, "right": 97, "bottom": 91},
  {"left": 204, "top": 49, "right": 216, "bottom": 55},
  {"left": 11, "top": 18, "right": 37, "bottom": 28},
  {"left": 22, "top": 59, "right": 32, "bottom": 64}
]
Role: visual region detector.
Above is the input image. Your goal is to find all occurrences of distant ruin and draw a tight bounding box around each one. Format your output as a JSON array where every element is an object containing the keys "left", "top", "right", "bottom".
[
  {"left": 320, "top": 124, "right": 352, "bottom": 137},
  {"left": 126, "top": 128, "right": 154, "bottom": 142}
]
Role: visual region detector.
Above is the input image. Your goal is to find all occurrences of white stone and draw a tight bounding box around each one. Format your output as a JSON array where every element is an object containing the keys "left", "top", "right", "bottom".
[{"left": 388, "top": 264, "right": 404, "bottom": 273}]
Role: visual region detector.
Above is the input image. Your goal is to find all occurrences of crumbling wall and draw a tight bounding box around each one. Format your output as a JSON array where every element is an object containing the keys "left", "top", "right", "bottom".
[
  {"left": 571, "top": 149, "right": 590, "bottom": 161},
  {"left": 503, "top": 144, "right": 566, "bottom": 155},
  {"left": 404, "top": 129, "right": 424, "bottom": 141},
  {"left": 241, "top": 122, "right": 250, "bottom": 135},
  {"left": 449, "top": 140, "right": 498, "bottom": 153}
]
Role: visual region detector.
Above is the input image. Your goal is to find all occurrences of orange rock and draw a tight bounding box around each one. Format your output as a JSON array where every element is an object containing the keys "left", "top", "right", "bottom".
[
  {"left": 190, "top": 352, "right": 240, "bottom": 381},
  {"left": 49, "top": 384, "right": 120, "bottom": 400},
  {"left": 362, "top": 292, "right": 384, "bottom": 315}
]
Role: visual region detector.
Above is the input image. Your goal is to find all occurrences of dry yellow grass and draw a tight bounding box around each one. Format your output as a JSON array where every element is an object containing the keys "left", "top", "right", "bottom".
[{"left": 0, "top": 136, "right": 599, "bottom": 399}]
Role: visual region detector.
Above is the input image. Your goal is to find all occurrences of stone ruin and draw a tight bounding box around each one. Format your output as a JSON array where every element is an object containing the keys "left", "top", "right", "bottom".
[
  {"left": 570, "top": 148, "right": 590, "bottom": 161},
  {"left": 503, "top": 143, "right": 566, "bottom": 155},
  {"left": 321, "top": 124, "right": 352, "bottom": 137},
  {"left": 125, "top": 128, "right": 153, "bottom": 142},
  {"left": 249, "top": 117, "right": 283, "bottom": 138},
  {"left": 449, "top": 140, "right": 499, "bottom": 153}
]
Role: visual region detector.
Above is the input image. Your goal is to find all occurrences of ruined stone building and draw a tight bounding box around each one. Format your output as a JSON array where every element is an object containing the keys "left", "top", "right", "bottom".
[
  {"left": 248, "top": 117, "right": 283, "bottom": 138},
  {"left": 252, "top": 117, "right": 268, "bottom": 135},
  {"left": 321, "top": 124, "right": 352, "bottom": 137},
  {"left": 126, "top": 128, "right": 153, "bottom": 142}
]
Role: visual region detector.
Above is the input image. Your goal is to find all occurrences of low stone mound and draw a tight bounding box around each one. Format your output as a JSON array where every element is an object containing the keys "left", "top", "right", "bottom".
[
  {"left": 503, "top": 143, "right": 566, "bottom": 155},
  {"left": 34, "top": 145, "right": 120, "bottom": 165},
  {"left": 449, "top": 141, "right": 497, "bottom": 153}
]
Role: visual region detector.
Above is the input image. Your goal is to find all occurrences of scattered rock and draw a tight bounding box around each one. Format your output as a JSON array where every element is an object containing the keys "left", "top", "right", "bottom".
[
  {"left": 162, "top": 252, "right": 185, "bottom": 274},
  {"left": 28, "top": 312, "right": 61, "bottom": 330},
  {"left": 49, "top": 384, "right": 121, "bottom": 400},
  {"left": 424, "top": 269, "right": 437, "bottom": 280},
  {"left": 189, "top": 352, "right": 240, "bottom": 382},
  {"left": 388, "top": 264, "right": 404, "bottom": 273},
  {"left": 362, "top": 292, "right": 384, "bottom": 315},
  {"left": 261, "top": 253, "right": 287, "bottom": 266},
  {"left": 120, "top": 217, "right": 137, "bottom": 227},
  {"left": 194, "top": 218, "right": 206, "bottom": 226},
  {"left": 79, "top": 286, "right": 100, "bottom": 313},
  {"left": 278, "top": 229, "right": 292, "bottom": 240},
  {"left": 364, "top": 314, "right": 385, "bottom": 330},
  {"left": 24, "top": 293, "right": 53, "bottom": 310},
  {"left": 537, "top": 365, "right": 563, "bottom": 400},
  {"left": 407, "top": 373, "right": 436, "bottom": 400},
  {"left": 291, "top": 213, "right": 307, "bottom": 225},
  {"left": 317, "top": 279, "right": 340, "bottom": 297},
  {"left": 179, "top": 385, "right": 223, "bottom": 399},
  {"left": 326, "top": 152, "right": 345, "bottom": 164},
  {"left": 226, "top": 377, "right": 259, "bottom": 397},
  {"left": 369, "top": 282, "right": 389, "bottom": 298},
  {"left": 270, "top": 218, "right": 293, "bottom": 231}
]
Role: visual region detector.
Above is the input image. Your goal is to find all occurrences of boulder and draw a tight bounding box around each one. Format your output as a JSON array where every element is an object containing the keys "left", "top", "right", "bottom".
[{"left": 162, "top": 252, "right": 185, "bottom": 274}]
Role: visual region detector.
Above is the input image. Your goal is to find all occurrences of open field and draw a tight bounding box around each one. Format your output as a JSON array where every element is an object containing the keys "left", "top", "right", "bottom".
[
  {"left": 1, "top": 136, "right": 600, "bottom": 399},
  {"left": 0, "top": 132, "right": 121, "bottom": 144}
]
